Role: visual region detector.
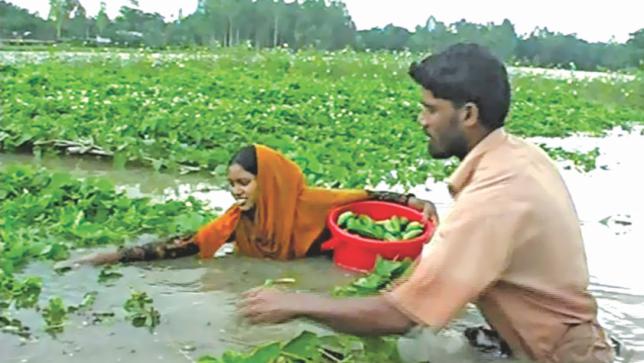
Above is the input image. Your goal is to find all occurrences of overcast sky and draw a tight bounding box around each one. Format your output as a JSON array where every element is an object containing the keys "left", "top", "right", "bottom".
[{"left": 7, "top": 0, "right": 643, "bottom": 43}]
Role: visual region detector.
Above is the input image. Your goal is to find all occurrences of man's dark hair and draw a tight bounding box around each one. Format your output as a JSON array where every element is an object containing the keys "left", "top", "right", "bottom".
[
  {"left": 229, "top": 145, "right": 258, "bottom": 175},
  {"left": 409, "top": 43, "right": 511, "bottom": 130}
]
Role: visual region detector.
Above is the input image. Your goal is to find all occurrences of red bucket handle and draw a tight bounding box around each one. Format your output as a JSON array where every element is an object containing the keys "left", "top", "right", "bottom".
[{"left": 321, "top": 237, "right": 340, "bottom": 251}]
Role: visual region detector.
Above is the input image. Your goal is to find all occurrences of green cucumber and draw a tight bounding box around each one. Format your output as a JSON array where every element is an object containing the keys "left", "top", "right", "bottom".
[
  {"left": 337, "top": 211, "right": 354, "bottom": 227},
  {"left": 405, "top": 221, "right": 423, "bottom": 231},
  {"left": 384, "top": 232, "right": 399, "bottom": 241},
  {"left": 402, "top": 229, "right": 423, "bottom": 240},
  {"left": 383, "top": 219, "right": 397, "bottom": 234}
]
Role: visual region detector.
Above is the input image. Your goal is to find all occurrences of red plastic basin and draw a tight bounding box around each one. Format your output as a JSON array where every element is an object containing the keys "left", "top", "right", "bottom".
[{"left": 321, "top": 200, "right": 435, "bottom": 272}]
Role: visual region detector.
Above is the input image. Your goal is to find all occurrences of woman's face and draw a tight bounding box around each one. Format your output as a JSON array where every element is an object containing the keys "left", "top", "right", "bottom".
[{"left": 228, "top": 163, "right": 259, "bottom": 212}]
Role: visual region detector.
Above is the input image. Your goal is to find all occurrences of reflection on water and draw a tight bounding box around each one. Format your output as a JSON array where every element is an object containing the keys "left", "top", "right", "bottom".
[{"left": 1, "top": 127, "right": 642, "bottom": 362}]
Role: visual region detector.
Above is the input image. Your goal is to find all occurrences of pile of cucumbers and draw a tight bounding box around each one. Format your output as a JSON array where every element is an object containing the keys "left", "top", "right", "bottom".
[{"left": 336, "top": 211, "right": 425, "bottom": 241}]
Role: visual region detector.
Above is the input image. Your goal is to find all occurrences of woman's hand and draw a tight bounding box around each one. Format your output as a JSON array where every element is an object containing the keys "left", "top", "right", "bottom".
[{"left": 54, "top": 251, "right": 121, "bottom": 271}]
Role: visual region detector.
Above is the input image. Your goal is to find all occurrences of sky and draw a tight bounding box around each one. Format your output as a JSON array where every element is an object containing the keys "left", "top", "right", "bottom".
[{"left": 7, "top": 0, "right": 644, "bottom": 43}]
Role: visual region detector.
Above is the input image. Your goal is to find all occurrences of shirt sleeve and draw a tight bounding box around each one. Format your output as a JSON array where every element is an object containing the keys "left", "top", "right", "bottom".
[{"left": 385, "top": 188, "right": 524, "bottom": 329}]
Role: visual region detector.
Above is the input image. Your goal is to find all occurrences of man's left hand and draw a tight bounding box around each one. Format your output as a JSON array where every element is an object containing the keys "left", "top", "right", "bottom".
[{"left": 408, "top": 197, "right": 439, "bottom": 226}]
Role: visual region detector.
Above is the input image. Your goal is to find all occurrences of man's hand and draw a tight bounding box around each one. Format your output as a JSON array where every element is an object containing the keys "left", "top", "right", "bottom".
[
  {"left": 238, "top": 288, "right": 304, "bottom": 324},
  {"left": 238, "top": 288, "right": 415, "bottom": 336},
  {"left": 408, "top": 196, "right": 439, "bottom": 226}
]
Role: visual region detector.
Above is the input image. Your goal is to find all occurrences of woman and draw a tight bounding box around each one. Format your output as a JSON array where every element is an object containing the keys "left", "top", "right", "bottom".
[{"left": 80, "top": 145, "right": 436, "bottom": 265}]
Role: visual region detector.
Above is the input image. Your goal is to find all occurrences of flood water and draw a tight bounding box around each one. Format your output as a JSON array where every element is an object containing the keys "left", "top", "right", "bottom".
[{"left": 0, "top": 127, "right": 642, "bottom": 363}]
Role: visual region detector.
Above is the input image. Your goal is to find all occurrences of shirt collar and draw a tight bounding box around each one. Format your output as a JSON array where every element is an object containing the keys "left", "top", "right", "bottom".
[{"left": 447, "top": 127, "right": 507, "bottom": 196}]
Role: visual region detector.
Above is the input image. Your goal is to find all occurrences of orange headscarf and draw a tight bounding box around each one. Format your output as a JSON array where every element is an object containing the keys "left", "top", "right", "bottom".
[{"left": 194, "top": 145, "right": 369, "bottom": 260}]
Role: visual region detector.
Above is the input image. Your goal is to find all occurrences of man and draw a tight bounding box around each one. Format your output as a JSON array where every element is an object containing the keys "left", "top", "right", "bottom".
[{"left": 239, "top": 43, "right": 613, "bottom": 363}]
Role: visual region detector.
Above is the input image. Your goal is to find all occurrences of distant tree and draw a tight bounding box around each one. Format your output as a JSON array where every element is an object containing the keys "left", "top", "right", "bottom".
[
  {"left": 0, "top": 1, "right": 53, "bottom": 39},
  {"left": 95, "top": 2, "right": 110, "bottom": 37},
  {"left": 48, "top": 0, "right": 83, "bottom": 40},
  {"left": 1, "top": 0, "right": 640, "bottom": 70}
]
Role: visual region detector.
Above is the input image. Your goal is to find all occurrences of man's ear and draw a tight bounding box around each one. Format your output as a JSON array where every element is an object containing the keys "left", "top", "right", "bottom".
[{"left": 461, "top": 102, "right": 480, "bottom": 128}]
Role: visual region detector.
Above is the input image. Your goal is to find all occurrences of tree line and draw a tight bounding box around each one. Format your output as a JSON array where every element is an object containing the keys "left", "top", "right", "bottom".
[{"left": 1, "top": 0, "right": 642, "bottom": 71}]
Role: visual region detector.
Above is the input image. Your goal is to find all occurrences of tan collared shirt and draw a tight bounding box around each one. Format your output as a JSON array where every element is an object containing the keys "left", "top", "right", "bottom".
[{"left": 386, "top": 128, "right": 612, "bottom": 362}]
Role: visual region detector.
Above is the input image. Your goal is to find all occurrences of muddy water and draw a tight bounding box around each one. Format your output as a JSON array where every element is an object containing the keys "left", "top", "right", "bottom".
[
  {"left": 1, "top": 256, "right": 357, "bottom": 363},
  {"left": 0, "top": 127, "right": 642, "bottom": 363}
]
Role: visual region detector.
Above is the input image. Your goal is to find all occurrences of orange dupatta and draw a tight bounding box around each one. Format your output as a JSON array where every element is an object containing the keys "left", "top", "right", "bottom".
[{"left": 194, "top": 145, "right": 369, "bottom": 260}]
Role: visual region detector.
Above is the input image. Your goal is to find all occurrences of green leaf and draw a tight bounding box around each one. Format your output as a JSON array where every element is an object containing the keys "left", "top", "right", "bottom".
[
  {"left": 213, "top": 164, "right": 228, "bottom": 176},
  {"left": 13, "top": 277, "right": 42, "bottom": 310},
  {"left": 98, "top": 266, "right": 123, "bottom": 284},
  {"left": 333, "top": 257, "right": 413, "bottom": 297},
  {"left": 151, "top": 159, "right": 164, "bottom": 171},
  {"left": 220, "top": 351, "right": 247, "bottom": 363},
  {"left": 41, "top": 242, "right": 70, "bottom": 261},
  {"left": 373, "top": 257, "right": 400, "bottom": 276},
  {"left": 173, "top": 212, "right": 207, "bottom": 233},
  {"left": 0, "top": 314, "right": 32, "bottom": 338},
  {"left": 246, "top": 342, "right": 281, "bottom": 363},
  {"left": 43, "top": 296, "right": 67, "bottom": 333},
  {"left": 68, "top": 291, "right": 97, "bottom": 313},
  {"left": 124, "top": 290, "right": 161, "bottom": 330},
  {"left": 48, "top": 172, "right": 74, "bottom": 190},
  {"left": 91, "top": 311, "right": 116, "bottom": 324},
  {"left": 361, "top": 336, "right": 401, "bottom": 362},
  {"left": 282, "top": 331, "right": 321, "bottom": 361},
  {"left": 196, "top": 356, "right": 220, "bottom": 363}
]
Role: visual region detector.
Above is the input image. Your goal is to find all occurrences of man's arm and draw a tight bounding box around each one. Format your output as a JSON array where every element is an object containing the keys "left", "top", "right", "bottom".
[
  {"left": 238, "top": 289, "right": 415, "bottom": 336},
  {"left": 367, "top": 190, "right": 439, "bottom": 225}
]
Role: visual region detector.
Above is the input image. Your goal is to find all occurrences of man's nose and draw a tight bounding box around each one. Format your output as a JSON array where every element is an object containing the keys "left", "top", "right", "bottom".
[{"left": 417, "top": 112, "right": 428, "bottom": 127}]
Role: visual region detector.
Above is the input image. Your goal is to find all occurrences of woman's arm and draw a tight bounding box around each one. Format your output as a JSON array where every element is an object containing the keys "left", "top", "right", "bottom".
[
  {"left": 119, "top": 235, "right": 200, "bottom": 262},
  {"left": 73, "top": 235, "right": 199, "bottom": 266}
]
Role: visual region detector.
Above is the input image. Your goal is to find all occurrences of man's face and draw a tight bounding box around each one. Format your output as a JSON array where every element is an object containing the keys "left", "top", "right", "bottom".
[{"left": 417, "top": 89, "right": 469, "bottom": 160}]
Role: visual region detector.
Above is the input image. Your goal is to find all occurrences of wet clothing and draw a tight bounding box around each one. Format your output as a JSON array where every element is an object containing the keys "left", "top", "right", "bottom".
[
  {"left": 118, "top": 236, "right": 200, "bottom": 262},
  {"left": 194, "top": 144, "right": 406, "bottom": 260},
  {"left": 385, "top": 128, "right": 613, "bottom": 363}
]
